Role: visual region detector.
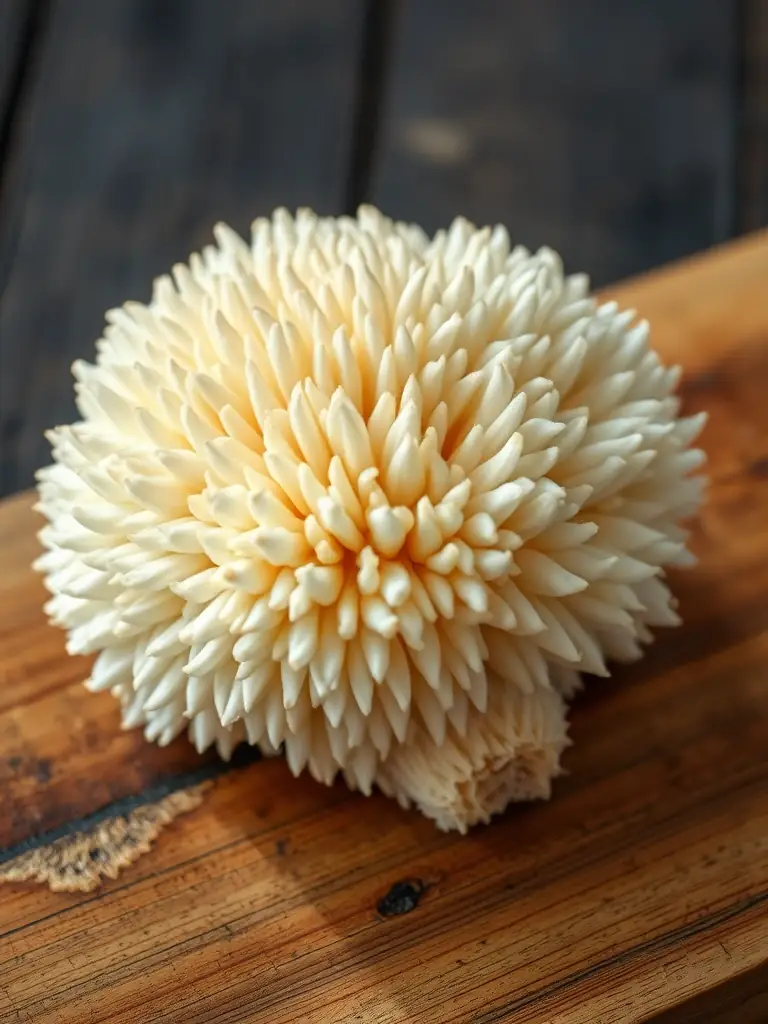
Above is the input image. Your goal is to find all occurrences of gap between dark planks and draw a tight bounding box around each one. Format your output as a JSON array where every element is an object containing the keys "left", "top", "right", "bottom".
[
  {"left": 735, "top": 0, "right": 768, "bottom": 232},
  {"left": 732, "top": 0, "right": 748, "bottom": 237},
  {"left": 0, "top": 0, "right": 51, "bottom": 497},
  {"left": 0, "top": 0, "right": 50, "bottom": 204},
  {"left": 342, "top": 0, "right": 397, "bottom": 215}
]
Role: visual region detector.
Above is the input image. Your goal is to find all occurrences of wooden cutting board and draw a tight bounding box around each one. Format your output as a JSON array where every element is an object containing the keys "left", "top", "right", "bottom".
[{"left": 1, "top": 233, "right": 767, "bottom": 1024}]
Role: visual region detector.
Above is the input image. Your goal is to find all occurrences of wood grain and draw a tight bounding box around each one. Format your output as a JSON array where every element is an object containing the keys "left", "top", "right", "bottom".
[
  {"left": 372, "top": 0, "right": 737, "bottom": 289},
  {"left": 0, "top": 0, "right": 362, "bottom": 495},
  {"left": 1, "top": 233, "right": 767, "bottom": 1021}
]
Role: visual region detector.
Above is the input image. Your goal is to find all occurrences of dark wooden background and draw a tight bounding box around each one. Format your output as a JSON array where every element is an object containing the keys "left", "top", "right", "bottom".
[{"left": 0, "top": 0, "right": 766, "bottom": 497}]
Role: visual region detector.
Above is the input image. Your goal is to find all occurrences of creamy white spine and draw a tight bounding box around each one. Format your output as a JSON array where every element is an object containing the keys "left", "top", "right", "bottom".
[{"left": 35, "top": 206, "right": 706, "bottom": 830}]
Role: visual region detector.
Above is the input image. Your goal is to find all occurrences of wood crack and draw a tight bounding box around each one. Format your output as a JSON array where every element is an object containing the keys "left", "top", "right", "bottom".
[
  {"left": 0, "top": 783, "right": 209, "bottom": 893},
  {"left": 0, "top": 743, "right": 261, "bottom": 866}
]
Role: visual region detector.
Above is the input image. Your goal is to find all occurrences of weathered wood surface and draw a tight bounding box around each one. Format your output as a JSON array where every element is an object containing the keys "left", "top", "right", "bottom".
[
  {"left": 372, "top": 0, "right": 738, "bottom": 288},
  {"left": 0, "top": 233, "right": 766, "bottom": 1023},
  {"left": 0, "top": 0, "right": 363, "bottom": 495}
]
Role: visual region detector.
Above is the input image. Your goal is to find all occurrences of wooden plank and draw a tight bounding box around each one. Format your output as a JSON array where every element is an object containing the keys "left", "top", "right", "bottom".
[
  {"left": 1, "top": 632, "right": 766, "bottom": 1022},
  {"left": 0, "top": 0, "right": 362, "bottom": 497},
  {"left": 371, "top": 0, "right": 737, "bottom": 289},
  {"left": 0, "top": 231, "right": 766, "bottom": 1021}
]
